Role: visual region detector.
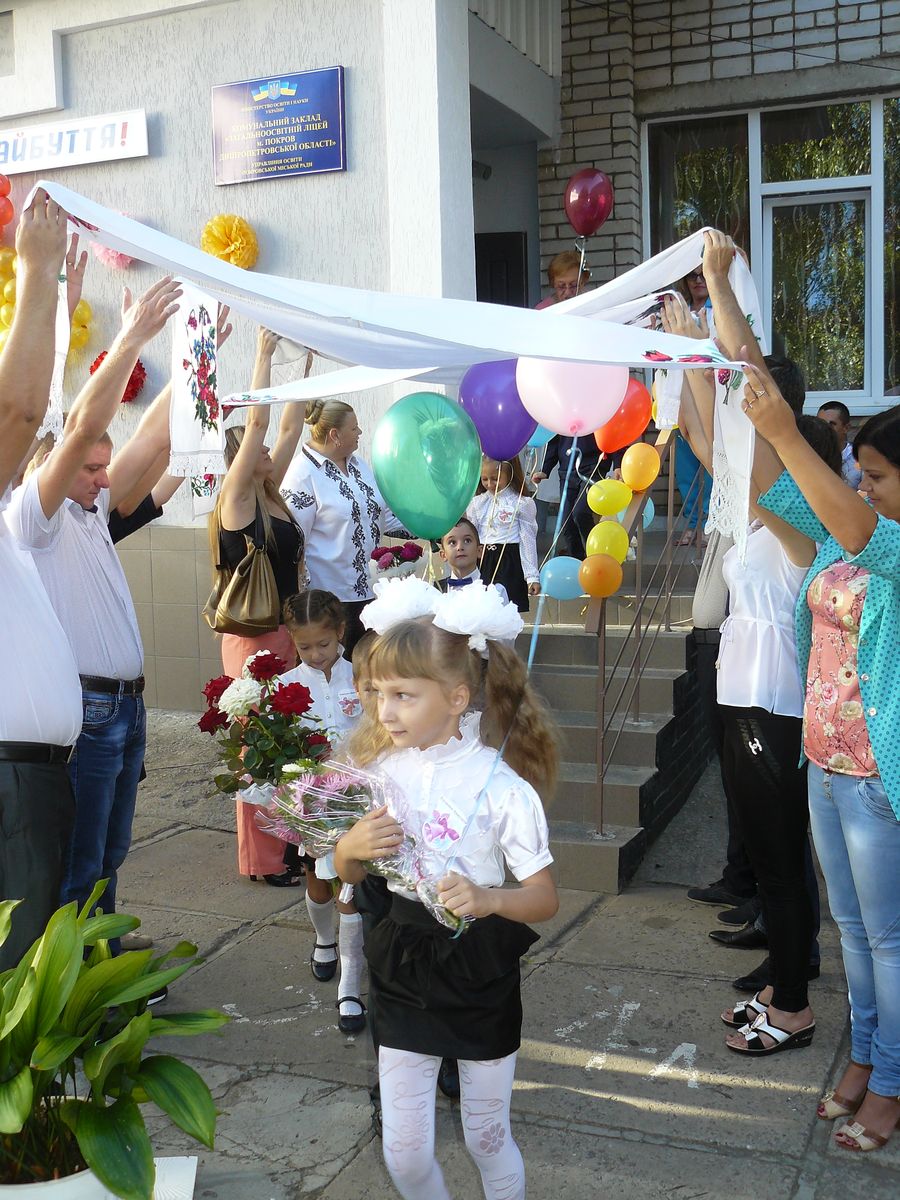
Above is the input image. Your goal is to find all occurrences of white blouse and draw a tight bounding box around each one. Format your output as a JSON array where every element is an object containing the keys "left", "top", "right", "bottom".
[
  {"left": 281, "top": 446, "right": 404, "bottom": 603},
  {"left": 376, "top": 713, "right": 553, "bottom": 895},
  {"left": 277, "top": 653, "right": 362, "bottom": 744},
  {"left": 0, "top": 487, "right": 82, "bottom": 746},
  {"left": 717, "top": 523, "right": 807, "bottom": 717},
  {"left": 466, "top": 487, "right": 540, "bottom": 583}
]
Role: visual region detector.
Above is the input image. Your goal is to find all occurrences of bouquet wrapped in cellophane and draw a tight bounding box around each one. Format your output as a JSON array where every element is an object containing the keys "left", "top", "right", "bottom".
[{"left": 257, "top": 762, "right": 465, "bottom": 931}]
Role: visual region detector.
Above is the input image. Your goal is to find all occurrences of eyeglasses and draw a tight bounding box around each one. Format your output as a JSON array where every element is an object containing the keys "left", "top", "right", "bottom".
[
  {"left": 555, "top": 281, "right": 580, "bottom": 295},
  {"left": 686, "top": 270, "right": 705, "bottom": 282}
]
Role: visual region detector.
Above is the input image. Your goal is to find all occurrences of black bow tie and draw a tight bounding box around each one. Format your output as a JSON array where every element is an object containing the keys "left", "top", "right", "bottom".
[{"left": 447, "top": 576, "right": 474, "bottom": 588}]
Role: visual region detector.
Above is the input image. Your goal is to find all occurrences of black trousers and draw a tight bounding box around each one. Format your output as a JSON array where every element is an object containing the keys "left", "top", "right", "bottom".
[
  {"left": 0, "top": 762, "right": 75, "bottom": 970},
  {"left": 692, "top": 631, "right": 756, "bottom": 899},
  {"left": 341, "top": 600, "right": 369, "bottom": 658},
  {"left": 720, "top": 707, "right": 814, "bottom": 1012},
  {"left": 559, "top": 481, "right": 595, "bottom": 559}
]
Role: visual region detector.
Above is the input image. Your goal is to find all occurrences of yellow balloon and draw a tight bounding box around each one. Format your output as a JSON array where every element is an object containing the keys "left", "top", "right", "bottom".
[
  {"left": 0, "top": 248, "right": 15, "bottom": 279},
  {"left": 72, "top": 298, "right": 92, "bottom": 325},
  {"left": 0, "top": 302, "right": 14, "bottom": 328},
  {"left": 0, "top": 327, "right": 8, "bottom": 353},
  {"left": 586, "top": 520, "right": 630, "bottom": 564},
  {"left": 69, "top": 323, "right": 90, "bottom": 350},
  {"left": 587, "top": 478, "right": 633, "bottom": 517},
  {"left": 2, "top": 276, "right": 15, "bottom": 303},
  {"left": 621, "top": 444, "right": 661, "bottom": 492},
  {"left": 10, "top": 254, "right": 18, "bottom": 274}
]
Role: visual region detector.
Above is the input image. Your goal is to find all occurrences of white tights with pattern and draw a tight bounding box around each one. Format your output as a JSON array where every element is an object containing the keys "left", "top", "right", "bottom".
[{"left": 379, "top": 1046, "right": 524, "bottom": 1200}]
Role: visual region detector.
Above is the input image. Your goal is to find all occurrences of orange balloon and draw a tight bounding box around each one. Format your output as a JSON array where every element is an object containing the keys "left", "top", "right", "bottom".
[
  {"left": 579, "top": 553, "right": 623, "bottom": 598},
  {"left": 621, "top": 443, "right": 660, "bottom": 492},
  {"left": 0, "top": 196, "right": 12, "bottom": 226}
]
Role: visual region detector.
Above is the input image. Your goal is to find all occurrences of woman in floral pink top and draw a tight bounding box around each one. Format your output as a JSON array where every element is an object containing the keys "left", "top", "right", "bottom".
[{"left": 744, "top": 373, "right": 900, "bottom": 1156}]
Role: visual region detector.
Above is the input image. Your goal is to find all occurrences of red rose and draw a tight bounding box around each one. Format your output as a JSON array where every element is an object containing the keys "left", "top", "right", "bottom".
[
  {"left": 307, "top": 732, "right": 331, "bottom": 756},
  {"left": 398, "top": 542, "right": 421, "bottom": 562},
  {"left": 371, "top": 546, "right": 389, "bottom": 560},
  {"left": 269, "top": 682, "right": 313, "bottom": 717},
  {"left": 202, "top": 673, "right": 233, "bottom": 706},
  {"left": 246, "top": 652, "right": 286, "bottom": 681},
  {"left": 198, "top": 706, "right": 229, "bottom": 734}
]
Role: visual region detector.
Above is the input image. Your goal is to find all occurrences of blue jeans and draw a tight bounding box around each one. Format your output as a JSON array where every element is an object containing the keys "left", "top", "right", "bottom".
[
  {"left": 808, "top": 764, "right": 900, "bottom": 1096},
  {"left": 63, "top": 690, "right": 146, "bottom": 951},
  {"left": 674, "top": 435, "right": 712, "bottom": 530}
]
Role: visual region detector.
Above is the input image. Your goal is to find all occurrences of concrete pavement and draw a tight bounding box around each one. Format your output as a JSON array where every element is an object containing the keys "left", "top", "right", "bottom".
[{"left": 121, "top": 713, "right": 899, "bottom": 1198}]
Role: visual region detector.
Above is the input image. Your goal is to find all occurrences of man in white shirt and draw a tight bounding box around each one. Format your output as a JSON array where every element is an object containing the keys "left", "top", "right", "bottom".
[
  {"left": 7, "top": 275, "right": 181, "bottom": 949},
  {"left": 817, "top": 402, "right": 863, "bottom": 490},
  {"left": 0, "top": 191, "right": 84, "bottom": 968}
]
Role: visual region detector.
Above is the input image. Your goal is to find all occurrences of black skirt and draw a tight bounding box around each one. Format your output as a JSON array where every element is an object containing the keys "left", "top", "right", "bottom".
[
  {"left": 480, "top": 543, "right": 529, "bottom": 612},
  {"left": 364, "top": 890, "right": 539, "bottom": 1060}
]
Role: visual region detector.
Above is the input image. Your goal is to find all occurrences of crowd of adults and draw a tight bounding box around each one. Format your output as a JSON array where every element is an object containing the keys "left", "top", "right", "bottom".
[{"left": 1, "top": 193, "right": 898, "bottom": 1154}]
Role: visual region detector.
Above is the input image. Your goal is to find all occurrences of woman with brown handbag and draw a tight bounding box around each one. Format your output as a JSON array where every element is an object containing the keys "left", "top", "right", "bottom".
[{"left": 208, "top": 327, "right": 311, "bottom": 885}]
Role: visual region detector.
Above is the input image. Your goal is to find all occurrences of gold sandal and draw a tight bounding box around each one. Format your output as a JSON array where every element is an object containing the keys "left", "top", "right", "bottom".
[
  {"left": 835, "top": 1119, "right": 892, "bottom": 1152},
  {"left": 818, "top": 1063, "right": 872, "bottom": 1121}
]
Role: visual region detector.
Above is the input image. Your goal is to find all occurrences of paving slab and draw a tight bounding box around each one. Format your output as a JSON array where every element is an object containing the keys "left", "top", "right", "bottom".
[
  {"left": 160, "top": 923, "right": 376, "bottom": 1087},
  {"left": 137, "top": 764, "right": 234, "bottom": 831},
  {"left": 119, "top": 827, "right": 305, "bottom": 921},
  {"left": 320, "top": 1112, "right": 799, "bottom": 1200},
  {"left": 516, "top": 961, "right": 848, "bottom": 1158},
  {"left": 554, "top": 883, "right": 845, "bottom": 992}
]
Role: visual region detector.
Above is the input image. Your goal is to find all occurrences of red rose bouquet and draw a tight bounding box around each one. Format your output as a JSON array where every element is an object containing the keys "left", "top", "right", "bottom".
[
  {"left": 368, "top": 540, "right": 424, "bottom": 583},
  {"left": 197, "top": 650, "right": 331, "bottom": 796}
]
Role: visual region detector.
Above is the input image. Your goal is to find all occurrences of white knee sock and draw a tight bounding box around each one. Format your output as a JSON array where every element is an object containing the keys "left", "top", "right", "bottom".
[
  {"left": 460, "top": 1053, "right": 525, "bottom": 1200},
  {"left": 305, "top": 894, "right": 336, "bottom": 963},
  {"left": 337, "top": 912, "right": 364, "bottom": 1016},
  {"left": 379, "top": 1046, "right": 450, "bottom": 1200}
]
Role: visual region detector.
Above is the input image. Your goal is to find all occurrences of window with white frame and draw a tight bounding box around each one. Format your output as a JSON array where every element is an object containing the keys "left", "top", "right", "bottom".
[{"left": 645, "top": 98, "right": 899, "bottom": 414}]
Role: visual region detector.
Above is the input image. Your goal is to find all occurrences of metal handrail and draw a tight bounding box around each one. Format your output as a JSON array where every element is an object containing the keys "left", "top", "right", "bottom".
[{"left": 584, "top": 430, "right": 707, "bottom": 836}]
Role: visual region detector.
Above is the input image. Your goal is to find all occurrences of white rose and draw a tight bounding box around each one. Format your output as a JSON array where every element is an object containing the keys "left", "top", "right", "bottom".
[{"left": 218, "top": 677, "right": 262, "bottom": 719}]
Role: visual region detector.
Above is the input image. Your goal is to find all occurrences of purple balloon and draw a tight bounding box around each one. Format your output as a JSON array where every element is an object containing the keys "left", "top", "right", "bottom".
[{"left": 459, "top": 359, "right": 537, "bottom": 460}]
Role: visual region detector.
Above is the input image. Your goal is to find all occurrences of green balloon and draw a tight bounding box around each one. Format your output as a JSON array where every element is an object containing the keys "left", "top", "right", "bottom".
[{"left": 372, "top": 392, "right": 483, "bottom": 540}]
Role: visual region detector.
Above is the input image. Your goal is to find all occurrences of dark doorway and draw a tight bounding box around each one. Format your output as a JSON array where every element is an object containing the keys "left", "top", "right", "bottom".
[{"left": 475, "top": 232, "right": 528, "bottom": 306}]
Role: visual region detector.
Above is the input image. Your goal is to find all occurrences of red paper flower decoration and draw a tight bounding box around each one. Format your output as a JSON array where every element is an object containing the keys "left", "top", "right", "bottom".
[{"left": 89, "top": 351, "right": 147, "bottom": 403}]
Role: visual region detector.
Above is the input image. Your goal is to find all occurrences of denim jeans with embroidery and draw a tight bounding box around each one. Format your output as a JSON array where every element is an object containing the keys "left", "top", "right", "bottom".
[
  {"left": 62, "top": 689, "right": 146, "bottom": 953},
  {"left": 808, "top": 763, "right": 900, "bottom": 1095}
]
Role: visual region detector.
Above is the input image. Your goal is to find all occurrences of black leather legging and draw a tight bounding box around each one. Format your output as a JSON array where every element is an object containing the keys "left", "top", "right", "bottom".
[{"left": 720, "top": 706, "right": 815, "bottom": 1012}]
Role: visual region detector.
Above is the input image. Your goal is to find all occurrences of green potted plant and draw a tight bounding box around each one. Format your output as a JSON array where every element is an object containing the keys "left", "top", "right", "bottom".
[{"left": 0, "top": 883, "right": 228, "bottom": 1198}]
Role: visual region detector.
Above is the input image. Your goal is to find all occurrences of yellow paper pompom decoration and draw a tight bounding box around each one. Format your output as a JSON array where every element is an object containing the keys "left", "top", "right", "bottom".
[{"left": 200, "top": 214, "right": 259, "bottom": 270}]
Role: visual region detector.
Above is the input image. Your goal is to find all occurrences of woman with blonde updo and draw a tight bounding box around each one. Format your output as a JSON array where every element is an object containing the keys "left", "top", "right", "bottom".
[{"left": 281, "top": 399, "right": 408, "bottom": 652}]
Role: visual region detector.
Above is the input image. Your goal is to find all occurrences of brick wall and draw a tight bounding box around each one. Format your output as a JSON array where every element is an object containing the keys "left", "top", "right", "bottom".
[{"left": 538, "top": 0, "right": 900, "bottom": 290}]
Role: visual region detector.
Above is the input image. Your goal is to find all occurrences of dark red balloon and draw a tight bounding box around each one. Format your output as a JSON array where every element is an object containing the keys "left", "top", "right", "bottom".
[
  {"left": 564, "top": 168, "right": 614, "bottom": 237},
  {"left": 594, "top": 378, "right": 652, "bottom": 454},
  {"left": 566, "top": 168, "right": 619, "bottom": 237}
]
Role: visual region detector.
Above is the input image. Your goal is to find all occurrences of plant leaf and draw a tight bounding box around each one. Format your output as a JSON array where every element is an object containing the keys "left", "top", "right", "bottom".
[
  {"left": 29, "top": 902, "right": 83, "bottom": 1039},
  {"left": 83, "top": 1011, "right": 152, "bottom": 1096},
  {"left": 30, "top": 1031, "right": 85, "bottom": 1073},
  {"left": 81, "top": 913, "right": 140, "bottom": 946},
  {"left": 61, "top": 1097, "right": 155, "bottom": 1200},
  {"left": 102, "top": 960, "right": 192, "bottom": 1008},
  {"left": 136, "top": 1055, "right": 217, "bottom": 1148},
  {"left": 0, "top": 900, "right": 21, "bottom": 951},
  {"left": 62, "top": 950, "right": 153, "bottom": 1033},
  {"left": 148, "top": 1009, "right": 230, "bottom": 1037},
  {"left": 76, "top": 880, "right": 109, "bottom": 924},
  {"left": 150, "top": 941, "right": 197, "bottom": 968},
  {"left": 0, "top": 966, "right": 36, "bottom": 1040},
  {"left": 0, "top": 1064, "right": 32, "bottom": 1134}
]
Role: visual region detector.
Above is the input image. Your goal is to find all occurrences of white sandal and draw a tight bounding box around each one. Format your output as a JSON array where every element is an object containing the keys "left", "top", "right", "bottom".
[
  {"left": 721, "top": 991, "right": 767, "bottom": 1029},
  {"left": 726, "top": 1012, "right": 815, "bottom": 1057}
]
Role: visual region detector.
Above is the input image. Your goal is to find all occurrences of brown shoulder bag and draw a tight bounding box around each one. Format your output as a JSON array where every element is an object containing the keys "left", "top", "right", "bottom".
[{"left": 203, "top": 505, "right": 280, "bottom": 637}]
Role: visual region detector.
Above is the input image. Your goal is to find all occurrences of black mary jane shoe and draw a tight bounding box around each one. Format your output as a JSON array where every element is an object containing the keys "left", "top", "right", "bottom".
[
  {"left": 249, "top": 870, "right": 304, "bottom": 888},
  {"left": 310, "top": 942, "right": 338, "bottom": 982},
  {"left": 437, "top": 1057, "right": 460, "bottom": 1100},
  {"left": 336, "top": 996, "right": 367, "bottom": 1034}
]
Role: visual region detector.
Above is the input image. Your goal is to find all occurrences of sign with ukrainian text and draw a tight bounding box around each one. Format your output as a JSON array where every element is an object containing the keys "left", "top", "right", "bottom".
[
  {"left": 211, "top": 67, "right": 346, "bottom": 186},
  {"left": 0, "top": 109, "right": 148, "bottom": 175}
]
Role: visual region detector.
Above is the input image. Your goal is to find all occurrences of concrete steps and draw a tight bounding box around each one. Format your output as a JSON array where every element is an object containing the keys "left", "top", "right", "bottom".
[{"left": 517, "top": 623, "right": 712, "bottom": 893}]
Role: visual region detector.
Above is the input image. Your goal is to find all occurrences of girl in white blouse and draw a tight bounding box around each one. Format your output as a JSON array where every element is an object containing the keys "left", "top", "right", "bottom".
[
  {"left": 281, "top": 400, "right": 407, "bottom": 651},
  {"left": 466, "top": 456, "right": 541, "bottom": 613},
  {"left": 336, "top": 601, "right": 559, "bottom": 1200},
  {"left": 278, "top": 589, "right": 367, "bottom": 1035}
]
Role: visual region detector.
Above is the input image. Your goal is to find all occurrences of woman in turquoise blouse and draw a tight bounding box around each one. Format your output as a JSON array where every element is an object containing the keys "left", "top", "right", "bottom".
[{"left": 740, "top": 369, "right": 900, "bottom": 1155}]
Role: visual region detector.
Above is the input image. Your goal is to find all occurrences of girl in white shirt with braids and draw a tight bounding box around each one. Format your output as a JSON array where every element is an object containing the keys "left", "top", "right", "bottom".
[
  {"left": 335, "top": 579, "right": 559, "bottom": 1200},
  {"left": 466, "top": 456, "right": 541, "bottom": 613}
]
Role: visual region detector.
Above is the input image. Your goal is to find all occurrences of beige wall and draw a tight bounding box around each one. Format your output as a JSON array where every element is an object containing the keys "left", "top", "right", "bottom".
[{"left": 118, "top": 527, "right": 221, "bottom": 713}]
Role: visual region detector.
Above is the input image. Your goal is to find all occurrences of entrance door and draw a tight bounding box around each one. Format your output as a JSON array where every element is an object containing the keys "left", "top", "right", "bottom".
[
  {"left": 762, "top": 192, "right": 869, "bottom": 399},
  {"left": 475, "top": 232, "right": 528, "bottom": 307}
]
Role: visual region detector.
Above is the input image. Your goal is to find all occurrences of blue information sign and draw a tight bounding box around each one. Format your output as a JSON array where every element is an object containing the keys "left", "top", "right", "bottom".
[{"left": 211, "top": 66, "right": 346, "bottom": 185}]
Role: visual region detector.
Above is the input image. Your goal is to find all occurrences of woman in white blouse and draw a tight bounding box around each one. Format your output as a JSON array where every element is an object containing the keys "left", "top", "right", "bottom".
[{"left": 281, "top": 400, "right": 407, "bottom": 652}]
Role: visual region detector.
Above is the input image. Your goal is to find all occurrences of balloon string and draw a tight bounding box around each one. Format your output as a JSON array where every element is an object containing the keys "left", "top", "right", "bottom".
[{"left": 527, "top": 445, "right": 577, "bottom": 672}]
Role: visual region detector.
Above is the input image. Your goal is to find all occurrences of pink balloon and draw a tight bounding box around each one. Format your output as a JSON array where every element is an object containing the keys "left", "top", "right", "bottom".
[{"left": 515, "top": 358, "right": 629, "bottom": 437}]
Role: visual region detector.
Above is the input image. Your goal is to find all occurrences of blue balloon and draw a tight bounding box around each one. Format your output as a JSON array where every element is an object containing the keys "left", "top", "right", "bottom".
[
  {"left": 540, "top": 556, "right": 583, "bottom": 601},
  {"left": 615, "top": 496, "right": 655, "bottom": 531},
  {"left": 527, "top": 424, "right": 554, "bottom": 449}
]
